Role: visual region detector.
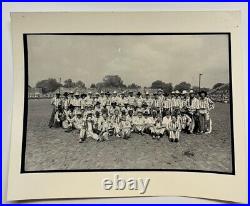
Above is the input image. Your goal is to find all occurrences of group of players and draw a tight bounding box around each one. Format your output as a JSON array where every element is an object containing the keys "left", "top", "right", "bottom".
[{"left": 48, "top": 89, "right": 215, "bottom": 143}]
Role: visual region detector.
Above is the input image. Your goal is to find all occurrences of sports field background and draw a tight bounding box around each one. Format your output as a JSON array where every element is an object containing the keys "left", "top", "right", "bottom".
[{"left": 24, "top": 99, "right": 233, "bottom": 173}]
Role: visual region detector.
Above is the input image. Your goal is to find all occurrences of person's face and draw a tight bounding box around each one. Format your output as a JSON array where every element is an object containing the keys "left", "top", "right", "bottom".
[
  {"left": 102, "top": 113, "right": 107, "bottom": 119},
  {"left": 172, "top": 116, "right": 177, "bottom": 122},
  {"left": 190, "top": 93, "right": 195, "bottom": 98},
  {"left": 77, "top": 114, "right": 82, "bottom": 119},
  {"left": 129, "top": 93, "right": 133, "bottom": 97},
  {"left": 201, "top": 93, "right": 206, "bottom": 98},
  {"left": 138, "top": 113, "right": 142, "bottom": 118},
  {"left": 128, "top": 111, "right": 133, "bottom": 116},
  {"left": 96, "top": 112, "right": 100, "bottom": 118},
  {"left": 87, "top": 116, "right": 92, "bottom": 121}
]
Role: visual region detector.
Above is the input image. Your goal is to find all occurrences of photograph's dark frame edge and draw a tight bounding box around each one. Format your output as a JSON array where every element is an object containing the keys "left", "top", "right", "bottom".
[{"left": 20, "top": 32, "right": 235, "bottom": 175}]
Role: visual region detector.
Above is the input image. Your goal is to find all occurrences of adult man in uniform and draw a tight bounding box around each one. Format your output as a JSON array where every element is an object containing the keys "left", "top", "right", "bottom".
[{"left": 49, "top": 91, "right": 62, "bottom": 128}]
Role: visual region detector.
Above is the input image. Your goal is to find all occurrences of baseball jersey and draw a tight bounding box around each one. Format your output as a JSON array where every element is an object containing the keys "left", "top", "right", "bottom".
[
  {"left": 51, "top": 97, "right": 62, "bottom": 107},
  {"left": 168, "top": 120, "right": 181, "bottom": 131},
  {"left": 162, "top": 116, "right": 172, "bottom": 129},
  {"left": 199, "top": 97, "right": 215, "bottom": 111}
]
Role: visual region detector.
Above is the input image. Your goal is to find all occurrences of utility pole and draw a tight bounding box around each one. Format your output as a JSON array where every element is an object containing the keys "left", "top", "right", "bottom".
[
  {"left": 199, "top": 73, "right": 203, "bottom": 92},
  {"left": 59, "top": 78, "right": 61, "bottom": 94}
]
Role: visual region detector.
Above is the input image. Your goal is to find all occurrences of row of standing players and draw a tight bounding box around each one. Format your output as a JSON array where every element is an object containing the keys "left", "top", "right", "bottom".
[{"left": 48, "top": 89, "right": 215, "bottom": 143}]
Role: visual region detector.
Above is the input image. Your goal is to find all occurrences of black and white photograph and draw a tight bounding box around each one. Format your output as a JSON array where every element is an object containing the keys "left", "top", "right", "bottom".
[{"left": 23, "top": 34, "right": 234, "bottom": 174}]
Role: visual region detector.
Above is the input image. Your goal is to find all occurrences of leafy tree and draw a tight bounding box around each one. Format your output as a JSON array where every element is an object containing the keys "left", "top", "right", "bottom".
[
  {"left": 102, "top": 75, "right": 125, "bottom": 88},
  {"left": 174, "top": 81, "right": 191, "bottom": 92},
  {"left": 127, "top": 83, "right": 141, "bottom": 89},
  {"left": 192, "top": 86, "right": 210, "bottom": 93},
  {"left": 151, "top": 80, "right": 173, "bottom": 93},
  {"left": 96, "top": 82, "right": 105, "bottom": 89},
  {"left": 212, "top": 83, "right": 225, "bottom": 89},
  {"left": 36, "top": 78, "right": 62, "bottom": 93},
  {"left": 75, "top": 80, "right": 85, "bottom": 88},
  {"left": 200, "top": 87, "right": 210, "bottom": 92},
  {"left": 192, "top": 86, "right": 200, "bottom": 93},
  {"left": 64, "top": 79, "right": 75, "bottom": 88}
]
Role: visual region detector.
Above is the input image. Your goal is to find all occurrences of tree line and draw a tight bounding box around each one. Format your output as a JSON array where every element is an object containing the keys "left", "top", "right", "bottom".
[{"left": 34, "top": 75, "right": 224, "bottom": 94}]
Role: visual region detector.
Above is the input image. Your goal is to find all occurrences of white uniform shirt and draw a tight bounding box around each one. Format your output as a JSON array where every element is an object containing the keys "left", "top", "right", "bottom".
[
  {"left": 162, "top": 116, "right": 172, "bottom": 129},
  {"left": 136, "top": 97, "right": 144, "bottom": 107},
  {"left": 189, "top": 97, "right": 200, "bottom": 110},
  {"left": 72, "top": 98, "right": 81, "bottom": 107},
  {"left": 163, "top": 98, "right": 172, "bottom": 109},
  {"left": 145, "top": 117, "right": 156, "bottom": 126},
  {"left": 51, "top": 97, "right": 62, "bottom": 107},
  {"left": 133, "top": 116, "right": 145, "bottom": 126},
  {"left": 144, "top": 97, "right": 153, "bottom": 107},
  {"left": 199, "top": 97, "right": 214, "bottom": 111},
  {"left": 128, "top": 96, "right": 136, "bottom": 106},
  {"left": 85, "top": 96, "right": 93, "bottom": 107},
  {"left": 169, "top": 121, "right": 181, "bottom": 131}
]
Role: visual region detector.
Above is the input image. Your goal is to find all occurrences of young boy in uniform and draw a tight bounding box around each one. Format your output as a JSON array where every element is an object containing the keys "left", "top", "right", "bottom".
[
  {"left": 132, "top": 110, "right": 145, "bottom": 135},
  {"left": 144, "top": 110, "right": 156, "bottom": 136},
  {"left": 168, "top": 115, "right": 182, "bottom": 142},
  {"left": 162, "top": 110, "right": 172, "bottom": 137},
  {"left": 79, "top": 113, "right": 100, "bottom": 143},
  {"left": 119, "top": 111, "right": 132, "bottom": 139},
  {"left": 63, "top": 105, "right": 75, "bottom": 131},
  {"left": 153, "top": 113, "right": 165, "bottom": 140},
  {"left": 99, "top": 112, "right": 110, "bottom": 141},
  {"left": 73, "top": 110, "right": 84, "bottom": 132},
  {"left": 111, "top": 108, "right": 121, "bottom": 137},
  {"left": 180, "top": 110, "right": 192, "bottom": 133},
  {"left": 53, "top": 105, "right": 65, "bottom": 128}
]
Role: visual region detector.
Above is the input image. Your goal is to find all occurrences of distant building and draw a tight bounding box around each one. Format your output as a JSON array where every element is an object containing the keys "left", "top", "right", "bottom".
[{"left": 28, "top": 87, "right": 43, "bottom": 98}]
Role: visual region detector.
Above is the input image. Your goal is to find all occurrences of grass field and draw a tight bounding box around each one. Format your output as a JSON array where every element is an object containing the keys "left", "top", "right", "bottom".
[{"left": 24, "top": 99, "right": 233, "bottom": 173}]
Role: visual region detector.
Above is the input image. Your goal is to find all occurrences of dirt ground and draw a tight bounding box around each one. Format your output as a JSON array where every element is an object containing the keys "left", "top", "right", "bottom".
[{"left": 24, "top": 99, "right": 233, "bottom": 173}]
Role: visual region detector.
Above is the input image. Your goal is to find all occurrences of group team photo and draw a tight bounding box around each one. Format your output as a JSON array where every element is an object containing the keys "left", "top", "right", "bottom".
[
  {"left": 49, "top": 88, "right": 215, "bottom": 143},
  {"left": 24, "top": 34, "right": 233, "bottom": 173}
]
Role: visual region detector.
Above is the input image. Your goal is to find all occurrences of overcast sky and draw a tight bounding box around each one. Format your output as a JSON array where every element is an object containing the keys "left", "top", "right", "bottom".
[{"left": 28, "top": 34, "right": 229, "bottom": 88}]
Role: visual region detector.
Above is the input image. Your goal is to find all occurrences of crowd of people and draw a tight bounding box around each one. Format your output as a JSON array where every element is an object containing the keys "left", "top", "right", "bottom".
[{"left": 48, "top": 89, "right": 215, "bottom": 143}]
